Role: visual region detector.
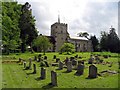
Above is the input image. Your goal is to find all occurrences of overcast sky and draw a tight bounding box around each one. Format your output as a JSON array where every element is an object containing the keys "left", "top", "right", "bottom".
[{"left": 17, "top": 0, "right": 119, "bottom": 39}]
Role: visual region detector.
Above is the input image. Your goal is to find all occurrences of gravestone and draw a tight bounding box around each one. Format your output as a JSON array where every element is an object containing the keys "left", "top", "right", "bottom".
[
  {"left": 44, "top": 61, "right": 49, "bottom": 67},
  {"left": 64, "top": 57, "right": 69, "bottom": 65},
  {"left": 75, "top": 54, "right": 78, "bottom": 58},
  {"left": 72, "top": 60, "right": 77, "bottom": 66},
  {"left": 53, "top": 55, "right": 56, "bottom": 59},
  {"left": 58, "top": 61, "right": 63, "bottom": 70},
  {"left": 38, "top": 54, "right": 42, "bottom": 58},
  {"left": 23, "top": 62, "right": 26, "bottom": 69},
  {"left": 67, "top": 61, "right": 72, "bottom": 72},
  {"left": 56, "top": 58, "right": 60, "bottom": 63},
  {"left": 29, "top": 58, "right": 32, "bottom": 69},
  {"left": 70, "top": 57, "right": 74, "bottom": 61},
  {"left": 34, "top": 56, "right": 37, "bottom": 61},
  {"left": 76, "top": 64, "right": 84, "bottom": 75},
  {"left": 78, "top": 60, "right": 84, "bottom": 65},
  {"left": 51, "top": 71, "right": 57, "bottom": 86},
  {"left": 38, "top": 57, "right": 41, "bottom": 62},
  {"left": 88, "top": 55, "right": 94, "bottom": 64},
  {"left": 40, "top": 67, "right": 46, "bottom": 79},
  {"left": 88, "top": 64, "right": 97, "bottom": 78},
  {"left": 44, "top": 56, "right": 47, "bottom": 60},
  {"left": 33, "top": 64, "right": 36, "bottom": 74}
]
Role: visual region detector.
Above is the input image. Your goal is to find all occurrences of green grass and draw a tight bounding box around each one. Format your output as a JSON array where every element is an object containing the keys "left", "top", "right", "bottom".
[{"left": 2, "top": 52, "right": 119, "bottom": 88}]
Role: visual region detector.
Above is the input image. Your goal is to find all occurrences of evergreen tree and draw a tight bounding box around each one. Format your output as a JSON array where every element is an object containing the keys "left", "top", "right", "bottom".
[
  {"left": 19, "top": 2, "right": 38, "bottom": 53},
  {"left": 90, "top": 35, "right": 99, "bottom": 52}
]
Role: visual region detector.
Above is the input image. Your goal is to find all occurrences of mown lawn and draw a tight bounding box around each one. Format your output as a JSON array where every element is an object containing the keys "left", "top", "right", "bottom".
[{"left": 2, "top": 52, "right": 119, "bottom": 88}]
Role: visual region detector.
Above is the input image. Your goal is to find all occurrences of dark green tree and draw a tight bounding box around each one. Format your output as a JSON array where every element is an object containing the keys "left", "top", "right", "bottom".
[
  {"left": 2, "top": 2, "right": 22, "bottom": 54},
  {"left": 100, "top": 27, "right": 120, "bottom": 53},
  {"left": 19, "top": 2, "right": 38, "bottom": 53},
  {"left": 33, "top": 35, "right": 51, "bottom": 55},
  {"left": 90, "top": 35, "right": 99, "bottom": 52}
]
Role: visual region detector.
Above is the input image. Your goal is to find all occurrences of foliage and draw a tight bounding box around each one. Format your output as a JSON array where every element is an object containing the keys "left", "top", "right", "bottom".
[
  {"left": 77, "top": 32, "right": 89, "bottom": 39},
  {"left": 60, "top": 43, "right": 75, "bottom": 54},
  {"left": 2, "top": 2, "right": 22, "bottom": 54},
  {"left": 19, "top": 2, "right": 38, "bottom": 53},
  {"left": 33, "top": 35, "right": 52, "bottom": 54},
  {"left": 100, "top": 27, "right": 120, "bottom": 53},
  {"left": 90, "top": 35, "right": 99, "bottom": 52}
]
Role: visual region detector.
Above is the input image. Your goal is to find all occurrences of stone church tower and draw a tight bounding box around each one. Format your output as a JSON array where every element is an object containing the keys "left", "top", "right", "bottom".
[{"left": 51, "top": 16, "right": 69, "bottom": 52}]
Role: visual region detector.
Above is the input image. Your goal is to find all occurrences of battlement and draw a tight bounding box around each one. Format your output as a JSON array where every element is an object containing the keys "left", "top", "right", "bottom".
[{"left": 51, "top": 22, "right": 67, "bottom": 27}]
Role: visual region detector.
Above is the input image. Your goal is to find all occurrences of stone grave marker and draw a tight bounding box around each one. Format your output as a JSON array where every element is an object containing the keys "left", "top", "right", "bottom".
[
  {"left": 88, "top": 64, "right": 97, "bottom": 78},
  {"left": 23, "top": 62, "right": 26, "bottom": 69},
  {"left": 58, "top": 61, "right": 63, "bottom": 70},
  {"left": 72, "top": 60, "right": 77, "bottom": 66},
  {"left": 29, "top": 58, "right": 32, "bottom": 69},
  {"left": 53, "top": 55, "right": 56, "bottom": 59},
  {"left": 76, "top": 64, "right": 84, "bottom": 75},
  {"left": 40, "top": 67, "right": 46, "bottom": 79},
  {"left": 64, "top": 57, "right": 69, "bottom": 65},
  {"left": 56, "top": 58, "right": 60, "bottom": 63},
  {"left": 34, "top": 56, "right": 37, "bottom": 61},
  {"left": 44, "top": 61, "right": 49, "bottom": 67},
  {"left": 67, "top": 61, "right": 72, "bottom": 72},
  {"left": 51, "top": 71, "right": 57, "bottom": 86},
  {"left": 44, "top": 56, "right": 47, "bottom": 60},
  {"left": 33, "top": 64, "right": 36, "bottom": 74},
  {"left": 88, "top": 55, "right": 94, "bottom": 64}
]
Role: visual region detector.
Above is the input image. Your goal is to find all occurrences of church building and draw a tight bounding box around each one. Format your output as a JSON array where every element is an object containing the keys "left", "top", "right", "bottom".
[{"left": 47, "top": 16, "right": 92, "bottom": 52}]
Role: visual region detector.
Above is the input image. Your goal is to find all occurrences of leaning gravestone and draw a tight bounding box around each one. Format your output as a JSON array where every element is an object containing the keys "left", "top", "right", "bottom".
[
  {"left": 29, "top": 58, "right": 32, "bottom": 69},
  {"left": 67, "top": 61, "right": 72, "bottom": 72},
  {"left": 40, "top": 67, "right": 46, "bottom": 79},
  {"left": 76, "top": 64, "right": 84, "bottom": 75},
  {"left": 33, "top": 64, "right": 36, "bottom": 74},
  {"left": 88, "top": 64, "right": 97, "bottom": 78},
  {"left": 58, "top": 61, "right": 63, "bottom": 70},
  {"left": 23, "top": 62, "right": 26, "bottom": 69},
  {"left": 51, "top": 71, "right": 57, "bottom": 86},
  {"left": 88, "top": 55, "right": 94, "bottom": 64}
]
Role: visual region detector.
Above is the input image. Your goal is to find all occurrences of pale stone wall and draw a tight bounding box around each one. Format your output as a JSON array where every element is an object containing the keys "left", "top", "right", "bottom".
[{"left": 51, "top": 22, "right": 68, "bottom": 52}]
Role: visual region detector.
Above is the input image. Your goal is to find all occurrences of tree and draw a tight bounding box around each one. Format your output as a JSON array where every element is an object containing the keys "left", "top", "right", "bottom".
[
  {"left": 77, "top": 32, "right": 89, "bottom": 39},
  {"left": 60, "top": 43, "right": 75, "bottom": 54},
  {"left": 33, "top": 35, "right": 51, "bottom": 55},
  {"left": 2, "top": 2, "right": 22, "bottom": 54},
  {"left": 90, "top": 35, "right": 99, "bottom": 52},
  {"left": 100, "top": 27, "right": 120, "bottom": 53},
  {"left": 19, "top": 2, "right": 38, "bottom": 53}
]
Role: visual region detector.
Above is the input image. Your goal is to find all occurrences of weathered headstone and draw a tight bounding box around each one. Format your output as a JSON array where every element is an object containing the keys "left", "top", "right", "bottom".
[
  {"left": 76, "top": 64, "right": 84, "bottom": 75},
  {"left": 64, "top": 57, "right": 69, "bottom": 65},
  {"left": 38, "top": 54, "right": 42, "bottom": 58},
  {"left": 33, "top": 64, "right": 36, "bottom": 74},
  {"left": 56, "top": 58, "right": 60, "bottom": 63},
  {"left": 51, "top": 71, "right": 57, "bottom": 86},
  {"left": 88, "top": 55, "right": 94, "bottom": 64},
  {"left": 34, "top": 56, "right": 37, "bottom": 61},
  {"left": 72, "top": 60, "right": 77, "bottom": 66},
  {"left": 88, "top": 64, "right": 97, "bottom": 78},
  {"left": 44, "top": 61, "right": 49, "bottom": 67},
  {"left": 70, "top": 57, "right": 75, "bottom": 61},
  {"left": 75, "top": 54, "right": 78, "bottom": 58},
  {"left": 40, "top": 67, "right": 46, "bottom": 79},
  {"left": 44, "top": 56, "right": 47, "bottom": 60},
  {"left": 38, "top": 57, "right": 41, "bottom": 62},
  {"left": 53, "top": 55, "right": 56, "bottom": 59},
  {"left": 67, "top": 61, "right": 72, "bottom": 72},
  {"left": 78, "top": 60, "right": 84, "bottom": 65},
  {"left": 58, "top": 61, "right": 63, "bottom": 70},
  {"left": 23, "top": 62, "right": 26, "bottom": 69},
  {"left": 29, "top": 58, "right": 32, "bottom": 69}
]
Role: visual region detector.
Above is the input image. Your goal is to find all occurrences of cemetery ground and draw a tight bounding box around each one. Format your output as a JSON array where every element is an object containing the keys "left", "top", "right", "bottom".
[{"left": 2, "top": 52, "right": 120, "bottom": 88}]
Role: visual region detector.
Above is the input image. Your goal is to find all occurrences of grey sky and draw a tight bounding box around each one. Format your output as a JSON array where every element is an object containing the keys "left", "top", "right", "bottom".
[{"left": 17, "top": 0, "right": 119, "bottom": 39}]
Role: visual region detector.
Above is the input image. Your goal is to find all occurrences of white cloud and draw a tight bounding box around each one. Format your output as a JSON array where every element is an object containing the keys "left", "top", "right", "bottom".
[{"left": 17, "top": 0, "right": 119, "bottom": 38}]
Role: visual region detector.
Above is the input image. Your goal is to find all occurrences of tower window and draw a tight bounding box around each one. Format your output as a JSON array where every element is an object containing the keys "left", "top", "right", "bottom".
[{"left": 61, "top": 31, "right": 63, "bottom": 33}]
